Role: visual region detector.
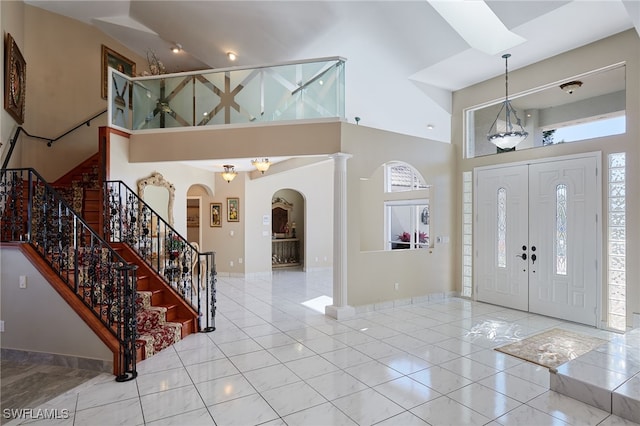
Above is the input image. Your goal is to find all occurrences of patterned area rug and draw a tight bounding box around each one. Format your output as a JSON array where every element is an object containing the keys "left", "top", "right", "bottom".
[{"left": 495, "top": 328, "right": 607, "bottom": 371}]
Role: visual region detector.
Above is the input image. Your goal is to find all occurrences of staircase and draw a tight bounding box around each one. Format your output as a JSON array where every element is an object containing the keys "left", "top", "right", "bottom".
[
  {"left": 1, "top": 156, "right": 209, "bottom": 376},
  {"left": 50, "top": 155, "right": 199, "bottom": 361}
]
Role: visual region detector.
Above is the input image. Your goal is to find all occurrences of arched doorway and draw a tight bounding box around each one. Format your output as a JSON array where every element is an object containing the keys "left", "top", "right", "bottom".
[
  {"left": 186, "top": 184, "right": 213, "bottom": 248},
  {"left": 271, "top": 189, "right": 305, "bottom": 269}
]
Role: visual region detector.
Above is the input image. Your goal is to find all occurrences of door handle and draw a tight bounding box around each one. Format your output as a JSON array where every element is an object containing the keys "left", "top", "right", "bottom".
[
  {"left": 516, "top": 253, "right": 527, "bottom": 260},
  {"left": 531, "top": 254, "right": 537, "bottom": 264}
]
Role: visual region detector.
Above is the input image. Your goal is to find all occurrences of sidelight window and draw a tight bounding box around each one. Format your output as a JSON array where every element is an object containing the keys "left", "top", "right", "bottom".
[
  {"left": 497, "top": 188, "right": 506, "bottom": 268},
  {"left": 556, "top": 184, "right": 568, "bottom": 275}
]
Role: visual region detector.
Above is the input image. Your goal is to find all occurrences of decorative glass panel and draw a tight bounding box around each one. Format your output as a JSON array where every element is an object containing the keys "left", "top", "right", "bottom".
[
  {"left": 607, "top": 152, "right": 626, "bottom": 330},
  {"left": 555, "top": 184, "right": 568, "bottom": 275},
  {"left": 497, "top": 188, "right": 506, "bottom": 268},
  {"left": 609, "top": 153, "right": 625, "bottom": 168},
  {"left": 609, "top": 168, "right": 625, "bottom": 182},
  {"left": 462, "top": 171, "right": 473, "bottom": 298}
]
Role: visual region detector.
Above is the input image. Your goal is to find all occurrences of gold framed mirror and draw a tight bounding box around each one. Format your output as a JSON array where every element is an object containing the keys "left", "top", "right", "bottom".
[{"left": 137, "top": 172, "right": 175, "bottom": 226}]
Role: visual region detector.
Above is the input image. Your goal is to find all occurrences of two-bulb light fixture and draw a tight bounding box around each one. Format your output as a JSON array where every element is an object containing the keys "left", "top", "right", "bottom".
[
  {"left": 251, "top": 158, "right": 271, "bottom": 174},
  {"left": 221, "top": 165, "right": 237, "bottom": 183},
  {"left": 487, "top": 53, "right": 528, "bottom": 150}
]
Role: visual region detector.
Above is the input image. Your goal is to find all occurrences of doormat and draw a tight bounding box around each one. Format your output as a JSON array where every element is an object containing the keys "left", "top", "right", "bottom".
[{"left": 495, "top": 328, "right": 607, "bottom": 371}]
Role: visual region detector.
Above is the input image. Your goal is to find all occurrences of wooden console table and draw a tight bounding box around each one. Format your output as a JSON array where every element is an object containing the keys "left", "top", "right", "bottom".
[{"left": 272, "top": 238, "right": 300, "bottom": 268}]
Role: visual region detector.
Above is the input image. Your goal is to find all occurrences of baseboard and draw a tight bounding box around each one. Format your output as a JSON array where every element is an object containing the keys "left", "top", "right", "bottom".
[
  {"left": 0, "top": 347, "right": 112, "bottom": 373},
  {"left": 354, "top": 291, "right": 460, "bottom": 314}
]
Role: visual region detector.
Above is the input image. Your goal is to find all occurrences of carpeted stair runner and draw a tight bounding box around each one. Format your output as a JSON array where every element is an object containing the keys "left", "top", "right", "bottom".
[{"left": 135, "top": 291, "right": 182, "bottom": 360}]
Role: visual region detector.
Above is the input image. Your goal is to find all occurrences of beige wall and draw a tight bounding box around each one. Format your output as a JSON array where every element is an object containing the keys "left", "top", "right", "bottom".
[
  {"left": 0, "top": 1, "right": 25, "bottom": 168},
  {"left": 343, "top": 124, "right": 456, "bottom": 306},
  {"left": 452, "top": 29, "right": 640, "bottom": 327},
  {"left": 208, "top": 172, "right": 247, "bottom": 276},
  {"left": 129, "top": 120, "right": 343, "bottom": 163},
  {"left": 0, "top": 246, "right": 112, "bottom": 361},
  {"left": 244, "top": 159, "right": 334, "bottom": 275},
  {"left": 14, "top": 5, "right": 145, "bottom": 180}
]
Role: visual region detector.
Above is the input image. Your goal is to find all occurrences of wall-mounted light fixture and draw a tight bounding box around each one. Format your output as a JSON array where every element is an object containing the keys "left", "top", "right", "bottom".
[
  {"left": 251, "top": 158, "right": 271, "bottom": 174},
  {"left": 221, "top": 164, "right": 237, "bottom": 183},
  {"left": 487, "top": 53, "right": 528, "bottom": 150},
  {"left": 171, "top": 43, "right": 182, "bottom": 53}
]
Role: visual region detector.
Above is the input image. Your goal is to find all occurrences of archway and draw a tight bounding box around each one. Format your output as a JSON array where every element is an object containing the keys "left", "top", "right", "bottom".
[{"left": 271, "top": 188, "right": 305, "bottom": 269}]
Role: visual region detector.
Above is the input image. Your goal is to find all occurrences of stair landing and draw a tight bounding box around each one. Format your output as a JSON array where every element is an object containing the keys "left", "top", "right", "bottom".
[{"left": 551, "top": 328, "right": 640, "bottom": 423}]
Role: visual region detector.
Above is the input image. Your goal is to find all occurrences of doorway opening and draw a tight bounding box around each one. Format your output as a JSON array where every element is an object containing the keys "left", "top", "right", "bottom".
[{"left": 271, "top": 189, "right": 305, "bottom": 269}]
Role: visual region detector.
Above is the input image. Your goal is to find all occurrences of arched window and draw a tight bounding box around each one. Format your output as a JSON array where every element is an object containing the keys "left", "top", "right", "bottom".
[{"left": 386, "top": 162, "right": 428, "bottom": 192}]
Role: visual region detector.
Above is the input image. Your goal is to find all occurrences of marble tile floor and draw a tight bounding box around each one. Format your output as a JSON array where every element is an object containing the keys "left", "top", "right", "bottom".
[
  {"left": 2, "top": 268, "right": 639, "bottom": 426},
  {"left": 0, "top": 360, "right": 101, "bottom": 425},
  {"left": 552, "top": 328, "right": 640, "bottom": 422}
]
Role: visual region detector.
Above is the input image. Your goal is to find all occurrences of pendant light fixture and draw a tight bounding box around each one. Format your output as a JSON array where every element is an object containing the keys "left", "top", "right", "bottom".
[
  {"left": 251, "top": 158, "right": 271, "bottom": 174},
  {"left": 221, "top": 164, "right": 237, "bottom": 183},
  {"left": 487, "top": 53, "right": 528, "bottom": 150}
]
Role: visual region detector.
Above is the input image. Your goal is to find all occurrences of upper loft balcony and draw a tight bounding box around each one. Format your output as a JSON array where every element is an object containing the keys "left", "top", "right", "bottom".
[{"left": 107, "top": 57, "right": 345, "bottom": 134}]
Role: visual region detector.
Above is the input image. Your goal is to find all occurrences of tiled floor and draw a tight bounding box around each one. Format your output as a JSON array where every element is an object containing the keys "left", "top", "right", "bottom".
[{"left": 4, "top": 269, "right": 639, "bottom": 425}]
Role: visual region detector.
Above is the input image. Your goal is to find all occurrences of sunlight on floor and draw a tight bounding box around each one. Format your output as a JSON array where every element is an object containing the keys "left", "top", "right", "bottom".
[{"left": 301, "top": 295, "right": 333, "bottom": 313}]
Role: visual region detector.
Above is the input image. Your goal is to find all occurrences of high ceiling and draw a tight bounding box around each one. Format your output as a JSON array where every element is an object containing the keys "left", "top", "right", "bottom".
[{"left": 27, "top": 0, "right": 640, "bottom": 145}]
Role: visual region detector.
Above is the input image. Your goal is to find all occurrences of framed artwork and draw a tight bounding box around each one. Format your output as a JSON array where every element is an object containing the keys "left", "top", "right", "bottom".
[
  {"left": 4, "top": 33, "right": 26, "bottom": 124},
  {"left": 227, "top": 198, "right": 239, "bottom": 222},
  {"left": 210, "top": 203, "right": 222, "bottom": 227},
  {"left": 101, "top": 45, "right": 136, "bottom": 99}
]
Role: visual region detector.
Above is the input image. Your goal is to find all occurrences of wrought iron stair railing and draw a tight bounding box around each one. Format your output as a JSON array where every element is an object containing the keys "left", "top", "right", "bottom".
[
  {"left": 0, "top": 168, "right": 137, "bottom": 381},
  {"left": 104, "top": 181, "right": 216, "bottom": 332}
]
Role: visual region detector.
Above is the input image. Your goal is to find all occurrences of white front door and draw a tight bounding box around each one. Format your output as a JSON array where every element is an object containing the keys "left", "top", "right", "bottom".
[
  {"left": 475, "top": 156, "right": 599, "bottom": 326},
  {"left": 476, "top": 165, "right": 529, "bottom": 311},
  {"left": 528, "top": 157, "right": 598, "bottom": 325}
]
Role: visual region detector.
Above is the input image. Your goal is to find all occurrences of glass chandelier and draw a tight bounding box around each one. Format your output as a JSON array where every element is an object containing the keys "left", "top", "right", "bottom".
[{"left": 487, "top": 53, "right": 528, "bottom": 150}]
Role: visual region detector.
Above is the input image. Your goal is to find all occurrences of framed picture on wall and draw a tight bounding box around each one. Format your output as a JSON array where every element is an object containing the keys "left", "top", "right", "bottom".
[
  {"left": 210, "top": 203, "right": 222, "bottom": 227},
  {"left": 101, "top": 45, "right": 136, "bottom": 99},
  {"left": 4, "top": 33, "right": 26, "bottom": 124},
  {"left": 227, "top": 198, "right": 239, "bottom": 222}
]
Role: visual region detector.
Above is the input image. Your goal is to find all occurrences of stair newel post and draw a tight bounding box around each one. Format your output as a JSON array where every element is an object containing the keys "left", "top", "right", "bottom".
[
  {"left": 200, "top": 251, "right": 216, "bottom": 332},
  {"left": 115, "top": 262, "right": 138, "bottom": 382}
]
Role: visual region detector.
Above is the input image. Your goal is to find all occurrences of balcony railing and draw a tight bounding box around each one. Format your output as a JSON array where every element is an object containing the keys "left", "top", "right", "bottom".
[{"left": 108, "top": 57, "right": 345, "bottom": 131}]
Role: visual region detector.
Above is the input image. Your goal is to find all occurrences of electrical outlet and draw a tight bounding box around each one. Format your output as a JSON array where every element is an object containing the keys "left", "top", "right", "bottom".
[
  {"left": 230, "top": 261, "right": 234, "bottom": 267},
  {"left": 19, "top": 275, "right": 27, "bottom": 289},
  {"left": 238, "top": 258, "right": 243, "bottom": 264},
  {"left": 394, "top": 283, "right": 399, "bottom": 290}
]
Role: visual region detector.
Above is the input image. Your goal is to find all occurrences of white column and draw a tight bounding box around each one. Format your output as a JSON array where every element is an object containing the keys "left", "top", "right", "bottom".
[{"left": 325, "top": 152, "right": 355, "bottom": 320}]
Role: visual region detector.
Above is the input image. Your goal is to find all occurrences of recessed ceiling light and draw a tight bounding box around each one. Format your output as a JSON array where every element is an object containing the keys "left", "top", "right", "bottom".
[
  {"left": 227, "top": 51, "right": 237, "bottom": 61},
  {"left": 427, "top": 124, "right": 434, "bottom": 130}
]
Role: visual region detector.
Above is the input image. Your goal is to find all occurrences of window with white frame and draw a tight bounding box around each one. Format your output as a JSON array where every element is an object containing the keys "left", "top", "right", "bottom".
[
  {"left": 386, "top": 200, "right": 430, "bottom": 250},
  {"left": 383, "top": 162, "right": 430, "bottom": 250}
]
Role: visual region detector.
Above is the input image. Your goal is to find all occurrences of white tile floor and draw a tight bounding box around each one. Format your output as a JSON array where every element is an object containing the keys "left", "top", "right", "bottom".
[{"left": 6, "top": 269, "right": 640, "bottom": 425}]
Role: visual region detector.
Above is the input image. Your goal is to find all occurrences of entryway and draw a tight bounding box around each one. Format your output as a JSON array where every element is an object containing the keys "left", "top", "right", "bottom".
[{"left": 475, "top": 154, "right": 600, "bottom": 326}]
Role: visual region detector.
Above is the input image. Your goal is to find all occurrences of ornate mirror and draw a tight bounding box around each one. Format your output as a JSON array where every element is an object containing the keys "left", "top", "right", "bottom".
[{"left": 137, "top": 172, "right": 175, "bottom": 226}]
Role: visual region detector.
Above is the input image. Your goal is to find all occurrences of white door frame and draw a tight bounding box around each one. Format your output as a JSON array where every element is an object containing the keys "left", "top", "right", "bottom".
[{"left": 472, "top": 151, "right": 603, "bottom": 327}]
